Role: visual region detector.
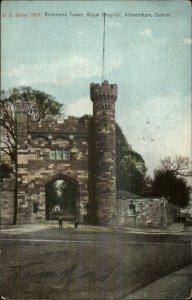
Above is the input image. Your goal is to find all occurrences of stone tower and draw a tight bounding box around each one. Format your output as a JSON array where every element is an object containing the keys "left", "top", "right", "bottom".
[{"left": 90, "top": 80, "right": 118, "bottom": 225}]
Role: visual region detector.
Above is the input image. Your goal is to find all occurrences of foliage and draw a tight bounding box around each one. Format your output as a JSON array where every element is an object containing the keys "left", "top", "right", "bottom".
[
  {"left": 152, "top": 169, "right": 190, "bottom": 207},
  {"left": 45, "top": 181, "right": 61, "bottom": 208},
  {"left": 0, "top": 161, "right": 13, "bottom": 182},
  {"left": 141, "top": 175, "right": 153, "bottom": 196},
  {"left": 84, "top": 118, "right": 148, "bottom": 196},
  {"left": 58, "top": 180, "right": 77, "bottom": 214},
  {"left": 0, "top": 86, "right": 63, "bottom": 224},
  {"left": 116, "top": 124, "right": 147, "bottom": 195},
  {"left": 46, "top": 180, "right": 77, "bottom": 215},
  {"left": 0, "top": 154, "right": 13, "bottom": 181},
  {"left": 0, "top": 86, "right": 63, "bottom": 168}
]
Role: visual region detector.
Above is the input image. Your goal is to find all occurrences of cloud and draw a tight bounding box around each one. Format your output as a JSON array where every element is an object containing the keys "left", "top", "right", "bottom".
[
  {"left": 118, "top": 94, "right": 191, "bottom": 176},
  {"left": 67, "top": 97, "right": 92, "bottom": 116},
  {"left": 76, "top": 30, "right": 86, "bottom": 36},
  {"left": 138, "top": 29, "right": 168, "bottom": 46},
  {"left": 183, "top": 38, "right": 192, "bottom": 45},
  {"left": 108, "top": 21, "right": 122, "bottom": 28},
  {"left": 8, "top": 53, "right": 122, "bottom": 86},
  {"left": 139, "top": 28, "right": 152, "bottom": 37}
]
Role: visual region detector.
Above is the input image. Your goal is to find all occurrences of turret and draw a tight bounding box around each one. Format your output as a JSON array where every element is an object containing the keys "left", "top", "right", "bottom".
[{"left": 89, "top": 80, "right": 117, "bottom": 225}]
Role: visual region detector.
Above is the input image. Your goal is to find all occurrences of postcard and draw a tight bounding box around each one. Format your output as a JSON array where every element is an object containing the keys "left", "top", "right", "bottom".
[{"left": 1, "top": 1, "right": 191, "bottom": 299}]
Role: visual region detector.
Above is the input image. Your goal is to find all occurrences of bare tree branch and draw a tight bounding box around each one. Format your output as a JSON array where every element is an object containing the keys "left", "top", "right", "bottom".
[{"left": 160, "top": 156, "right": 192, "bottom": 177}]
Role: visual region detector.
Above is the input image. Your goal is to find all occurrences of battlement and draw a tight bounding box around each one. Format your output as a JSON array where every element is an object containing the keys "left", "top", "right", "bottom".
[
  {"left": 28, "top": 115, "right": 90, "bottom": 134},
  {"left": 90, "top": 80, "right": 118, "bottom": 102},
  {"left": 15, "top": 100, "right": 28, "bottom": 113}
]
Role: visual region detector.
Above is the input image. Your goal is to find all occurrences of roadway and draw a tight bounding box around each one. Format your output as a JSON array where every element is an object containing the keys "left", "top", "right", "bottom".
[{"left": 0, "top": 224, "right": 191, "bottom": 300}]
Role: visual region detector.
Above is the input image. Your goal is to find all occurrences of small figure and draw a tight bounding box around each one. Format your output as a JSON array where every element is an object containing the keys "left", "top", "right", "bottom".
[
  {"left": 74, "top": 219, "right": 79, "bottom": 229},
  {"left": 58, "top": 216, "right": 63, "bottom": 229},
  {"left": 83, "top": 214, "right": 87, "bottom": 224}
]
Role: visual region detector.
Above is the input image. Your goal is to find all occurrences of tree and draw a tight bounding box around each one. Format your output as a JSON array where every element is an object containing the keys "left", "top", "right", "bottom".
[
  {"left": 0, "top": 153, "right": 13, "bottom": 181},
  {"left": 45, "top": 180, "right": 77, "bottom": 217},
  {"left": 0, "top": 86, "right": 63, "bottom": 224},
  {"left": 82, "top": 116, "right": 148, "bottom": 196},
  {"left": 116, "top": 124, "right": 147, "bottom": 195},
  {"left": 152, "top": 169, "right": 190, "bottom": 208},
  {"left": 0, "top": 161, "right": 13, "bottom": 182},
  {"left": 160, "top": 156, "right": 192, "bottom": 177},
  {"left": 0, "top": 86, "right": 63, "bottom": 170},
  {"left": 58, "top": 180, "right": 77, "bottom": 214},
  {"left": 46, "top": 181, "right": 61, "bottom": 207}
]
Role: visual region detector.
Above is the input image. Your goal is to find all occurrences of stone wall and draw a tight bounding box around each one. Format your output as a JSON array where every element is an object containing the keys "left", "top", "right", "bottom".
[
  {"left": 16, "top": 102, "right": 91, "bottom": 224},
  {"left": 0, "top": 178, "right": 15, "bottom": 225},
  {"left": 116, "top": 196, "right": 179, "bottom": 228}
]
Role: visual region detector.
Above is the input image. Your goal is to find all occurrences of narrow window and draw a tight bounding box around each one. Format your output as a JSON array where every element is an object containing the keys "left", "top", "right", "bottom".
[
  {"left": 56, "top": 150, "right": 63, "bottom": 160},
  {"left": 63, "top": 150, "right": 70, "bottom": 160},
  {"left": 50, "top": 150, "right": 56, "bottom": 160},
  {"left": 129, "top": 204, "right": 136, "bottom": 216},
  {"left": 33, "top": 202, "right": 38, "bottom": 213},
  {"left": 36, "top": 150, "right": 40, "bottom": 159}
]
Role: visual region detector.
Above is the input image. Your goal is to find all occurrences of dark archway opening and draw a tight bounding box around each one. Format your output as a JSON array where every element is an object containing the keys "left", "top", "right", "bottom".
[{"left": 45, "top": 176, "right": 78, "bottom": 221}]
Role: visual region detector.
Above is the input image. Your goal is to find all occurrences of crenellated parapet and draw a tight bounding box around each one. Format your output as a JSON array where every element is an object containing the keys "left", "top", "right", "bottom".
[
  {"left": 15, "top": 99, "right": 28, "bottom": 113},
  {"left": 15, "top": 99, "right": 90, "bottom": 135},
  {"left": 90, "top": 80, "right": 117, "bottom": 102},
  {"left": 28, "top": 116, "right": 90, "bottom": 135}
]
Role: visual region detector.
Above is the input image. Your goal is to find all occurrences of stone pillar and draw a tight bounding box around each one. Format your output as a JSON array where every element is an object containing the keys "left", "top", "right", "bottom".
[
  {"left": 90, "top": 80, "right": 117, "bottom": 225},
  {"left": 15, "top": 100, "right": 29, "bottom": 223}
]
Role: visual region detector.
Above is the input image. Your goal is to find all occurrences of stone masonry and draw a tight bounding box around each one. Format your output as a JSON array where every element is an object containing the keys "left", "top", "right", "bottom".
[
  {"left": 15, "top": 81, "right": 118, "bottom": 225},
  {"left": 116, "top": 191, "right": 180, "bottom": 228},
  {"left": 0, "top": 178, "right": 15, "bottom": 225},
  {"left": 89, "top": 81, "right": 117, "bottom": 224}
]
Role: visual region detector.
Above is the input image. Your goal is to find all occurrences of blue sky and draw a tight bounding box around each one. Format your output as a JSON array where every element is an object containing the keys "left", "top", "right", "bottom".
[{"left": 1, "top": 0, "right": 191, "bottom": 176}]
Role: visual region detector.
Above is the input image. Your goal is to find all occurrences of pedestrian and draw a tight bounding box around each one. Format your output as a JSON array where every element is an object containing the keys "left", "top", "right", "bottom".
[
  {"left": 74, "top": 219, "right": 79, "bottom": 229},
  {"left": 58, "top": 216, "right": 63, "bottom": 229},
  {"left": 83, "top": 214, "right": 86, "bottom": 224},
  {"left": 160, "top": 216, "right": 164, "bottom": 229}
]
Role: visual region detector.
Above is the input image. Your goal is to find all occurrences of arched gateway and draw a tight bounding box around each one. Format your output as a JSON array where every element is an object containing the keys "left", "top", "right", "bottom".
[
  {"left": 45, "top": 174, "right": 79, "bottom": 221},
  {"left": 16, "top": 81, "right": 118, "bottom": 225}
]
